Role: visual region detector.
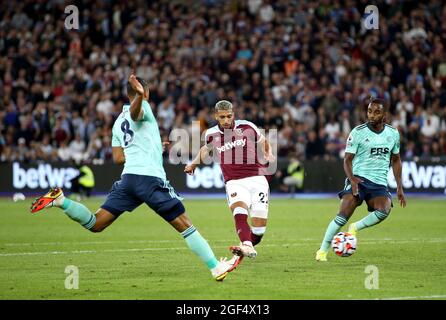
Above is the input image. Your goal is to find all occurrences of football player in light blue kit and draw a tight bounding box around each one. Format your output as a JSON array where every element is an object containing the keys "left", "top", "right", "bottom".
[
  {"left": 31, "top": 75, "right": 237, "bottom": 280},
  {"left": 316, "top": 98, "right": 407, "bottom": 261}
]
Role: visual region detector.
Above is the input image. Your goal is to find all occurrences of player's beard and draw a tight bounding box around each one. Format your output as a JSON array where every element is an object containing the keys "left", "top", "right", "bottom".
[
  {"left": 219, "top": 120, "right": 235, "bottom": 130},
  {"left": 369, "top": 118, "right": 383, "bottom": 128}
]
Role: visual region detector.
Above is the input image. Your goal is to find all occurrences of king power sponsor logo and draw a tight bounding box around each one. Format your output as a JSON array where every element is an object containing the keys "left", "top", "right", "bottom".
[
  {"left": 12, "top": 162, "right": 79, "bottom": 189},
  {"left": 388, "top": 161, "right": 446, "bottom": 192}
]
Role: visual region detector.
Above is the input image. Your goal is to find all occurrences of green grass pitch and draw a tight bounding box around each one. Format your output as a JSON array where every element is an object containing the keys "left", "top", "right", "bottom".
[{"left": 0, "top": 197, "right": 445, "bottom": 300}]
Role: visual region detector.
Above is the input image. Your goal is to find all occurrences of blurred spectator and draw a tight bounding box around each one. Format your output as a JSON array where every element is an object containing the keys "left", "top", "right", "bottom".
[
  {"left": 0, "top": 0, "right": 445, "bottom": 164},
  {"left": 305, "top": 130, "right": 325, "bottom": 160},
  {"left": 69, "top": 134, "right": 86, "bottom": 163}
]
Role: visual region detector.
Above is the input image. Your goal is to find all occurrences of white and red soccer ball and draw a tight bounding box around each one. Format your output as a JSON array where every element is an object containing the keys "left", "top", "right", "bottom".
[{"left": 331, "top": 232, "right": 357, "bottom": 257}]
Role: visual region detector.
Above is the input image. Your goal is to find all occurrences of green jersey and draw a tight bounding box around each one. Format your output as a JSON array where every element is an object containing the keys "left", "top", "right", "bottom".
[
  {"left": 111, "top": 100, "right": 166, "bottom": 180},
  {"left": 345, "top": 123, "right": 400, "bottom": 186}
]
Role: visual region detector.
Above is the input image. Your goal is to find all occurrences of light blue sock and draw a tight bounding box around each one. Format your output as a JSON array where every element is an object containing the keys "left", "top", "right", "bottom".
[
  {"left": 181, "top": 226, "right": 218, "bottom": 269},
  {"left": 355, "top": 210, "right": 389, "bottom": 231},
  {"left": 61, "top": 198, "right": 96, "bottom": 230},
  {"left": 320, "top": 214, "right": 348, "bottom": 252}
]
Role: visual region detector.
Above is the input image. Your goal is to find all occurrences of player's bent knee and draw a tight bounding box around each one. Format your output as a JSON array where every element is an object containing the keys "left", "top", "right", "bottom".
[
  {"left": 376, "top": 207, "right": 391, "bottom": 215},
  {"left": 334, "top": 213, "right": 350, "bottom": 226},
  {"left": 373, "top": 209, "right": 390, "bottom": 222}
]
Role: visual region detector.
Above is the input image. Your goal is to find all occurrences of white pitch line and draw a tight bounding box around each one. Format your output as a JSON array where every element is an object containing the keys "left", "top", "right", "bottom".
[
  {"left": 375, "top": 295, "right": 446, "bottom": 300},
  {"left": 2, "top": 238, "right": 446, "bottom": 247},
  {"left": 0, "top": 243, "right": 320, "bottom": 257},
  {"left": 1, "top": 239, "right": 446, "bottom": 257},
  {"left": 3, "top": 239, "right": 216, "bottom": 247}
]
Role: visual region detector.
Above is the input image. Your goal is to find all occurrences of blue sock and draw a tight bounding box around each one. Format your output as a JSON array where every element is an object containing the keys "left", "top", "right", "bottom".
[
  {"left": 320, "top": 214, "right": 348, "bottom": 252},
  {"left": 61, "top": 198, "right": 96, "bottom": 230},
  {"left": 181, "top": 226, "right": 218, "bottom": 269}
]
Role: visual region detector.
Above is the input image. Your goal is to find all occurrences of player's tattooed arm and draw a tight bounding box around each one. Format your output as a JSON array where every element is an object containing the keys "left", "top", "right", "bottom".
[
  {"left": 112, "top": 147, "right": 126, "bottom": 165},
  {"left": 184, "top": 145, "right": 212, "bottom": 175},
  {"left": 391, "top": 153, "right": 406, "bottom": 208},
  {"left": 344, "top": 152, "right": 363, "bottom": 196},
  {"left": 128, "top": 74, "right": 145, "bottom": 121}
]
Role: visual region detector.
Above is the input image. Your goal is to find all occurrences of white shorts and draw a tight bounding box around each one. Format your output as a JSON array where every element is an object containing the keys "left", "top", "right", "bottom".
[{"left": 225, "top": 175, "right": 269, "bottom": 219}]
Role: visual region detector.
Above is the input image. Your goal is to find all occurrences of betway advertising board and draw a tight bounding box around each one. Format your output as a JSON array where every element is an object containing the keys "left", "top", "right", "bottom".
[{"left": 1, "top": 161, "right": 446, "bottom": 195}]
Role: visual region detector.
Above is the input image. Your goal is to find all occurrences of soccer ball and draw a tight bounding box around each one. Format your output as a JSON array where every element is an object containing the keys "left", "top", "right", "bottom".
[{"left": 331, "top": 232, "right": 357, "bottom": 257}]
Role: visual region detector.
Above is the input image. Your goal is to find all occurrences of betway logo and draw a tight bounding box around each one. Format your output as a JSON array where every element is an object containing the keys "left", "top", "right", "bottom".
[
  {"left": 186, "top": 164, "right": 224, "bottom": 189},
  {"left": 13, "top": 162, "right": 79, "bottom": 189},
  {"left": 388, "top": 161, "right": 446, "bottom": 191},
  {"left": 216, "top": 138, "right": 246, "bottom": 153}
]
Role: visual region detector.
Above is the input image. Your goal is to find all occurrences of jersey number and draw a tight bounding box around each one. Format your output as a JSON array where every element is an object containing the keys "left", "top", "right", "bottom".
[
  {"left": 259, "top": 192, "right": 268, "bottom": 204},
  {"left": 121, "top": 119, "right": 134, "bottom": 146}
]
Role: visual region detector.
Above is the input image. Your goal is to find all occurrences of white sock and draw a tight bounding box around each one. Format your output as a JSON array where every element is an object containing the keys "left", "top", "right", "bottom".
[{"left": 53, "top": 193, "right": 65, "bottom": 207}]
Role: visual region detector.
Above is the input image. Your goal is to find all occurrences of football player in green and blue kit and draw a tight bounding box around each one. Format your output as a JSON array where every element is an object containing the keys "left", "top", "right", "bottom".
[
  {"left": 31, "top": 75, "right": 238, "bottom": 280},
  {"left": 316, "top": 98, "right": 407, "bottom": 261}
]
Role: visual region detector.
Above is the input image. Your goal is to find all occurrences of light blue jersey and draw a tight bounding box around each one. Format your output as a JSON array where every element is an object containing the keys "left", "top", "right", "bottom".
[
  {"left": 112, "top": 100, "right": 166, "bottom": 180},
  {"left": 345, "top": 123, "right": 400, "bottom": 186}
]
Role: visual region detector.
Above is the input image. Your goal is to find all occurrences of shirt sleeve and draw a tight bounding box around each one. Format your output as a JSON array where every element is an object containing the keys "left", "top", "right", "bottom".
[
  {"left": 246, "top": 121, "right": 262, "bottom": 142},
  {"left": 112, "top": 132, "right": 121, "bottom": 147},
  {"left": 345, "top": 129, "right": 359, "bottom": 154},
  {"left": 391, "top": 129, "right": 400, "bottom": 154},
  {"left": 142, "top": 101, "right": 156, "bottom": 122},
  {"left": 111, "top": 123, "right": 122, "bottom": 147},
  {"left": 204, "top": 130, "right": 214, "bottom": 149}
]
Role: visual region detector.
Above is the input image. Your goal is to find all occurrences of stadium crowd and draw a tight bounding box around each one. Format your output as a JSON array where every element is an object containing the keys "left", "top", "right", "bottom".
[{"left": 1, "top": 0, "right": 446, "bottom": 164}]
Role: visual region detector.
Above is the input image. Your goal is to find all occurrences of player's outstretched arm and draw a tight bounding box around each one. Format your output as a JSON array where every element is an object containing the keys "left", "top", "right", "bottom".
[
  {"left": 128, "top": 74, "right": 145, "bottom": 121},
  {"left": 184, "top": 145, "right": 211, "bottom": 175},
  {"left": 344, "top": 152, "right": 363, "bottom": 196},
  {"left": 391, "top": 153, "right": 406, "bottom": 208}
]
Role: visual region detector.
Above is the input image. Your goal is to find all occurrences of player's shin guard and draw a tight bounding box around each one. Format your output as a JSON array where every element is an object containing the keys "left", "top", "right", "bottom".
[
  {"left": 320, "top": 214, "right": 348, "bottom": 252},
  {"left": 354, "top": 210, "right": 389, "bottom": 231},
  {"left": 181, "top": 225, "right": 218, "bottom": 270},
  {"left": 251, "top": 226, "right": 266, "bottom": 246},
  {"left": 233, "top": 207, "right": 252, "bottom": 246},
  {"left": 61, "top": 198, "right": 96, "bottom": 230}
]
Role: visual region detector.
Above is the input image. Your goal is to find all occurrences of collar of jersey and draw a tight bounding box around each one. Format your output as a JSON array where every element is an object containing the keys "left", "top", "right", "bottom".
[
  {"left": 217, "top": 121, "right": 235, "bottom": 133},
  {"left": 366, "top": 122, "right": 385, "bottom": 134}
]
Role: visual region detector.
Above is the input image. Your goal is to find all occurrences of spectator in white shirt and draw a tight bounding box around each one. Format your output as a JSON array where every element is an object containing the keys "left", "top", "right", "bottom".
[
  {"left": 69, "top": 134, "right": 86, "bottom": 162},
  {"left": 157, "top": 96, "right": 176, "bottom": 131},
  {"left": 324, "top": 114, "right": 340, "bottom": 140},
  {"left": 421, "top": 108, "right": 440, "bottom": 139},
  {"left": 395, "top": 92, "right": 414, "bottom": 127}
]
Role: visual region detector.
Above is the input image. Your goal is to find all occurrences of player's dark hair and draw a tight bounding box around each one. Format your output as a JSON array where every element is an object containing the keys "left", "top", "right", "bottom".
[
  {"left": 368, "top": 97, "right": 387, "bottom": 111},
  {"left": 127, "top": 77, "right": 148, "bottom": 98}
]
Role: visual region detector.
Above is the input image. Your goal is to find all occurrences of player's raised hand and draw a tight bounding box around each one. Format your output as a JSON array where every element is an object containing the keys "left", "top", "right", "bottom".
[
  {"left": 128, "top": 74, "right": 144, "bottom": 95},
  {"left": 184, "top": 164, "right": 197, "bottom": 175},
  {"left": 397, "top": 187, "right": 406, "bottom": 208}
]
